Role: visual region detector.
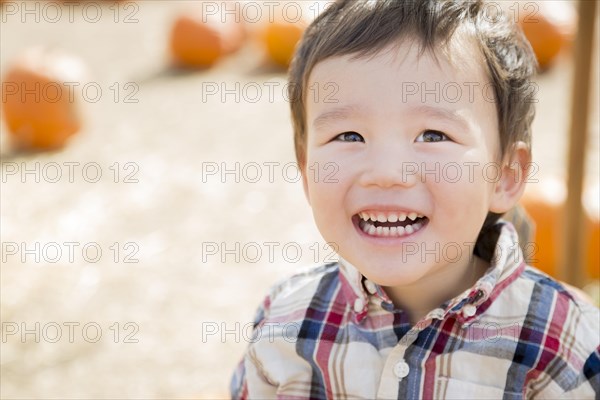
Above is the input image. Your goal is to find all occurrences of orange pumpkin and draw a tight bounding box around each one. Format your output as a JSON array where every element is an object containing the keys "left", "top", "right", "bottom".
[
  {"left": 1, "top": 48, "right": 86, "bottom": 150},
  {"left": 520, "top": 179, "right": 599, "bottom": 281},
  {"left": 261, "top": 19, "right": 306, "bottom": 68},
  {"left": 169, "top": 14, "right": 245, "bottom": 68},
  {"left": 518, "top": 1, "right": 576, "bottom": 71},
  {"left": 585, "top": 208, "right": 600, "bottom": 280},
  {"left": 519, "top": 186, "right": 563, "bottom": 271}
]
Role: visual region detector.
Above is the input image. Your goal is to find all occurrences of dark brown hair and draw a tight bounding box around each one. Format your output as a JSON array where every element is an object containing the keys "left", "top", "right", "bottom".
[{"left": 288, "top": 0, "right": 537, "bottom": 168}]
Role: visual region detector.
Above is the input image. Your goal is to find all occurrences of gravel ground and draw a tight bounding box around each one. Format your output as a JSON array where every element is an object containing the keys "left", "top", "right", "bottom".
[{"left": 1, "top": 1, "right": 598, "bottom": 399}]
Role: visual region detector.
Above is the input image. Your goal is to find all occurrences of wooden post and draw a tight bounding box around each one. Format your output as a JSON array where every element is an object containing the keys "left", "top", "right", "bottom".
[{"left": 562, "top": 0, "right": 598, "bottom": 286}]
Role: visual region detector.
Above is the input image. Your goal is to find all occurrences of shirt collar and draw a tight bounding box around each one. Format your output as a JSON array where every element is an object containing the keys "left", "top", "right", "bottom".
[
  {"left": 338, "top": 256, "right": 371, "bottom": 323},
  {"left": 337, "top": 221, "right": 526, "bottom": 325}
]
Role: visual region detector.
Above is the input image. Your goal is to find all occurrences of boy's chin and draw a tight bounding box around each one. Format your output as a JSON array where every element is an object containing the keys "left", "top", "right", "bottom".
[
  {"left": 365, "top": 272, "right": 429, "bottom": 289},
  {"left": 353, "top": 260, "right": 434, "bottom": 288}
]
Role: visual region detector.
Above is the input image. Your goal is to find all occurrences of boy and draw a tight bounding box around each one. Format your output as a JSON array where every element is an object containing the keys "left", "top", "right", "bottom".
[{"left": 231, "top": 0, "right": 600, "bottom": 398}]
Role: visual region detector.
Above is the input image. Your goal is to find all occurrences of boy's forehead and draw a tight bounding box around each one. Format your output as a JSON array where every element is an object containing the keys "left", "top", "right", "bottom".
[
  {"left": 306, "top": 36, "right": 493, "bottom": 115},
  {"left": 305, "top": 35, "right": 500, "bottom": 151},
  {"left": 309, "top": 35, "right": 488, "bottom": 90}
]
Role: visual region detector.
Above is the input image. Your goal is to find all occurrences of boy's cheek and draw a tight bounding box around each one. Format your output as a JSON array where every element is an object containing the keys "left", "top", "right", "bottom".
[
  {"left": 300, "top": 160, "right": 314, "bottom": 202},
  {"left": 446, "top": 161, "right": 502, "bottom": 186},
  {"left": 301, "top": 167, "right": 339, "bottom": 205},
  {"left": 301, "top": 174, "right": 311, "bottom": 204}
]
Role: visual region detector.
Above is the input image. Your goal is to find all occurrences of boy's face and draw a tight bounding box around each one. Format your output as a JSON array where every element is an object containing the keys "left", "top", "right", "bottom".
[{"left": 302, "top": 38, "right": 521, "bottom": 288}]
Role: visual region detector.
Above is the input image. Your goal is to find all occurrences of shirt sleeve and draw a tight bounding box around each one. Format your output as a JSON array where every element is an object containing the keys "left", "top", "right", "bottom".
[
  {"left": 529, "top": 298, "right": 600, "bottom": 399},
  {"left": 559, "top": 346, "right": 600, "bottom": 399},
  {"left": 559, "top": 297, "right": 600, "bottom": 398},
  {"left": 230, "top": 295, "right": 278, "bottom": 400}
]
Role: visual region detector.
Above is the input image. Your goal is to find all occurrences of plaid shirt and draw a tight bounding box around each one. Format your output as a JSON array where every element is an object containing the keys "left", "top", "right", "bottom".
[{"left": 231, "top": 223, "right": 600, "bottom": 399}]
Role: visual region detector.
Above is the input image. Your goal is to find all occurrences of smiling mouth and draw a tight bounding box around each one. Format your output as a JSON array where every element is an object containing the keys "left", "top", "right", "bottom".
[{"left": 355, "top": 211, "right": 428, "bottom": 237}]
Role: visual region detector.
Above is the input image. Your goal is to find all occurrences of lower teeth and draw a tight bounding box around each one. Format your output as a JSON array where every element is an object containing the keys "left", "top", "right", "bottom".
[{"left": 360, "top": 220, "right": 422, "bottom": 237}]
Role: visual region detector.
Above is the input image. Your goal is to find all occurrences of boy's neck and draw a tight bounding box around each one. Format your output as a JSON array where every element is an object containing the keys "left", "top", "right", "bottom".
[{"left": 383, "top": 255, "right": 490, "bottom": 325}]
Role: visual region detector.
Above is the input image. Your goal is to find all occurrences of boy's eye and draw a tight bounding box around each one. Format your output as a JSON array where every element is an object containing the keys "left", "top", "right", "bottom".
[
  {"left": 415, "top": 130, "right": 449, "bottom": 143},
  {"left": 334, "top": 131, "right": 365, "bottom": 143}
]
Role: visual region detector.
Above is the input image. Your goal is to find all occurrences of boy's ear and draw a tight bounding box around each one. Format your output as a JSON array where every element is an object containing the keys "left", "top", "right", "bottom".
[{"left": 489, "top": 142, "right": 531, "bottom": 213}]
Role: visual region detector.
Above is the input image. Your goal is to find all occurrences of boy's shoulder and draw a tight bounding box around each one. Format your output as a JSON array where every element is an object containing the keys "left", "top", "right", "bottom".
[
  {"left": 261, "top": 262, "right": 341, "bottom": 318},
  {"left": 518, "top": 264, "right": 596, "bottom": 309},
  {"left": 248, "top": 262, "right": 350, "bottom": 331},
  {"left": 489, "top": 221, "right": 597, "bottom": 320},
  {"left": 499, "top": 264, "right": 599, "bottom": 336}
]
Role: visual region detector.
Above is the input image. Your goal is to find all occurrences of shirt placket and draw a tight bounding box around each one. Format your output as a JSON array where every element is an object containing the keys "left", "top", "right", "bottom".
[{"left": 376, "top": 307, "right": 446, "bottom": 399}]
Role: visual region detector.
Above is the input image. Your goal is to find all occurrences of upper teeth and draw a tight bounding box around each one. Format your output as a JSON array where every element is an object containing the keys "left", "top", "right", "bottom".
[{"left": 358, "top": 212, "right": 424, "bottom": 222}]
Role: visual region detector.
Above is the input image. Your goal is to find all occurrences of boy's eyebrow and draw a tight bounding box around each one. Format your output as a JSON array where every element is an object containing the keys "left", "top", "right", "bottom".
[
  {"left": 312, "top": 104, "right": 364, "bottom": 130},
  {"left": 312, "top": 104, "right": 471, "bottom": 130},
  {"left": 409, "top": 105, "right": 471, "bottom": 129}
]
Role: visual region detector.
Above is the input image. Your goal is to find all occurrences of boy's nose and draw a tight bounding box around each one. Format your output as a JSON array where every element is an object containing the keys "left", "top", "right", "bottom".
[{"left": 358, "top": 146, "right": 419, "bottom": 189}]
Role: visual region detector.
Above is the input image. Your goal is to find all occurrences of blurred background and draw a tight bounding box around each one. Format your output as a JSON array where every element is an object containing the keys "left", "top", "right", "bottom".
[{"left": 0, "top": 0, "right": 598, "bottom": 398}]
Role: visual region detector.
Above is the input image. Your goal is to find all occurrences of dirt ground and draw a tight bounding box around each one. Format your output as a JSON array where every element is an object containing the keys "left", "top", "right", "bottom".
[{"left": 0, "top": 1, "right": 598, "bottom": 399}]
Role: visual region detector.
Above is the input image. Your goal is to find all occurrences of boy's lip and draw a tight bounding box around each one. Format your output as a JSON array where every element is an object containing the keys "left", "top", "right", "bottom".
[
  {"left": 352, "top": 214, "right": 429, "bottom": 241},
  {"left": 351, "top": 205, "right": 429, "bottom": 240}
]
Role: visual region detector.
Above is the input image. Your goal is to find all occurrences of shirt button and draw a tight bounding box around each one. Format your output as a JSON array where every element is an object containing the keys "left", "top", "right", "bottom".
[
  {"left": 393, "top": 360, "right": 410, "bottom": 379},
  {"left": 462, "top": 304, "right": 477, "bottom": 317},
  {"left": 354, "top": 298, "right": 365, "bottom": 313},
  {"left": 364, "top": 280, "right": 377, "bottom": 294}
]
